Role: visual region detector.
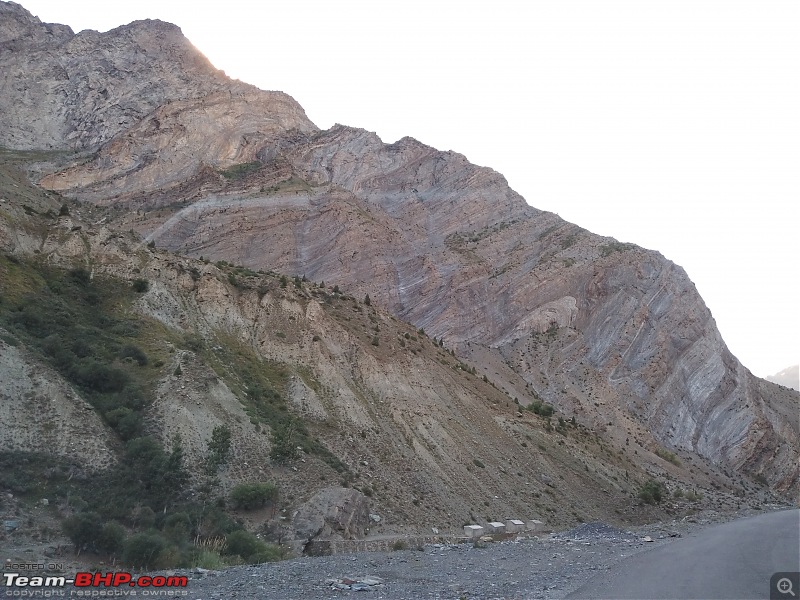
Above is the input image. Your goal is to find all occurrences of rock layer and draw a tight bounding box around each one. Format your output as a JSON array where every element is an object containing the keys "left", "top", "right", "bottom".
[{"left": 0, "top": 1, "right": 797, "bottom": 499}]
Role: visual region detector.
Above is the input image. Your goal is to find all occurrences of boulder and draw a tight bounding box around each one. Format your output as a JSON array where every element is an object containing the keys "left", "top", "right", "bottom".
[{"left": 293, "top": 487, "right": 369, "bottom": 545}]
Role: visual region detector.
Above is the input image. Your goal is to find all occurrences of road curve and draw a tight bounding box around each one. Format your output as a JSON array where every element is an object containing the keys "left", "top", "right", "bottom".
[{"left": 568, "top": 508, "right": 800, "bottom": 600}]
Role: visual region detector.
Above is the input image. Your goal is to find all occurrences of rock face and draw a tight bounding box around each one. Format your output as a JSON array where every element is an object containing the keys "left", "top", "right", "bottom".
[
  {"left": 0, "top": 1, "right": 797, "bottom": 501},
  {"left": 0, "top": 1, "right": 315, "bottom": 152},
  {"left": 0, "top": 338, "right": 116, "bottom": 469},
  {"left": 293, "top": 488, "right": 370, "bottom": 545}
]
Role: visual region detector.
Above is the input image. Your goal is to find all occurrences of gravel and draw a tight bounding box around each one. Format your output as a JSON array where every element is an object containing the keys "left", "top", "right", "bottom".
[{"left": 151, "top": 506, "right": 791, "bottom": 600}]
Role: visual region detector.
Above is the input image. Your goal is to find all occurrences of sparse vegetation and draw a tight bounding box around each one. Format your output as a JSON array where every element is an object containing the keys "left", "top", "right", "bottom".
[
  {"left": 655, "top": 447, "right": 681, "bottom": 466},
  {"left": 229, "top": 482, "right": 278, "bottom": 511},
  {"left": 599, "top": 241, "right": 632, "bottom": 257},
  {"left": 206, "top": 424, "right": 232, "bottom": 472},
  {"left": 638, "top": 479, "right": 666, "bottom": 504},
  {"left": 219, "top": 161, "right": 262, "bottom": 180}
]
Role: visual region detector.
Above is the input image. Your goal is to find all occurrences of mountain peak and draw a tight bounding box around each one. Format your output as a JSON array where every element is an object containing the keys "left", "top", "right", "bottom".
[{"left": 0, "top": 1, "right": 73, "bottom": 46}]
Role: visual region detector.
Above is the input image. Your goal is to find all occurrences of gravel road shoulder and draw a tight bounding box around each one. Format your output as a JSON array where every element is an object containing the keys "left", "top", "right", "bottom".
[{"left": 182, "top": 506, "right": 790, "bottom": 600}]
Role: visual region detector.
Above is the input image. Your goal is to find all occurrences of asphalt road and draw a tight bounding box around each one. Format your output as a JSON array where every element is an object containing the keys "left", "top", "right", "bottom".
[{"left": 568, "top": 509, "right": 800, "bottom": 600}]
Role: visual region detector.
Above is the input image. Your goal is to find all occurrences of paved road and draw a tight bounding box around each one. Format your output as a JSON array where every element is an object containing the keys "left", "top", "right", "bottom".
[{"left": 568, "top": 509, "right": 800, "bottom": 599}]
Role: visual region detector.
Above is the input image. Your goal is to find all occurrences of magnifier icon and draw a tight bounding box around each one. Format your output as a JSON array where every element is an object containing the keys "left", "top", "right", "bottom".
[{"left": 778, "top": 578, "right": 796, "bottom": 597}]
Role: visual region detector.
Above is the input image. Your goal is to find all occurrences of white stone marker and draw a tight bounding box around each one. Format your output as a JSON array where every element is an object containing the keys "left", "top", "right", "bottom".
[
  {"left": 463, "top": 524, "right": 484, "bottom": 538},
  {"left": 506, "top": 519, "right": 525, "bottom": 533}
]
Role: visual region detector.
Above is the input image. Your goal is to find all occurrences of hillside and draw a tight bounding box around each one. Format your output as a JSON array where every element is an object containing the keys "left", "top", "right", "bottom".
[{"left": 0, "top": 0, "right": 797, "bottom": 569}]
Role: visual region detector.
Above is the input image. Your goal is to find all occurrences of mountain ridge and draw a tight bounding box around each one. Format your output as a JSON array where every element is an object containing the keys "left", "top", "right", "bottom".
[{"left": 0, "top": 0, "right": 796, "bottom": 530}]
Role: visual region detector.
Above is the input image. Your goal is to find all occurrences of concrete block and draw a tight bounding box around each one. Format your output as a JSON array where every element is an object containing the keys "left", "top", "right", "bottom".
[
  {"left": 463, "top": 524, "right": 484, "bottom": 538},
  {"left": 487, "top": 521, "right": 506, "bottom": 534},
  {"left": 526, "top": 519, "right": 545, "bottom": 532},
  {"left": 506, "top": 519, "right": 525, "bottom": 533}
]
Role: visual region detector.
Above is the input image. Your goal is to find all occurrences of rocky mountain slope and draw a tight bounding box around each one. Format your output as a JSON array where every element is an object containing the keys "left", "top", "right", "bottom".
[
  {"left": 2, "top": 148, "right": 741, "bottom": 545},
  {"left": 0, "top": 0, "right": 796, "bottom": 547},
  {"left": 767, "top": 365, "right": 799, "bottom": 392}
]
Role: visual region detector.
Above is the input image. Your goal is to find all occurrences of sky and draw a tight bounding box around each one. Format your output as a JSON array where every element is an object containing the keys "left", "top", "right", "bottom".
[{"left": 18, "top": 0, "right": 799, "bottom": 379}]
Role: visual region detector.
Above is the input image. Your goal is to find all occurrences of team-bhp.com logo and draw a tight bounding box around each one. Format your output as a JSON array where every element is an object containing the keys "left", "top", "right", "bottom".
[{"left": 3, "top": 571, "right": 188, "bottom": 597}]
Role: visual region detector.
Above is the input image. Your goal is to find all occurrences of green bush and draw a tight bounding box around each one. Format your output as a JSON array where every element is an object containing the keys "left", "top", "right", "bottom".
[
  {"left": 120, "top": 344, "right": 148, "bottom": 366},
  {"left": 230, "top": 482, "right": 278, "bottom": 510},
  {"left": 122, "top": 532, "right": 167, "bottom": 568},
  {"left": 655, "top": 447, "right": 681, "bottom": 466},
  {"left": 105, "top": 407, "right": 142, "bottom": 440},
  {"left": 224, "top": 530, "right": 282, "bottom": 564},
  {"left": 96, "top": 522, "right": 126, "bottom": 555},
  {"left": 269, "top": 422, "right": 298, "bottom": 463},
  {"left": 163, "top": 512, "right": 191, "bottom": 543},
  {"left": 206, "top": 424, "right": 232, "bottom": 472},
  {"left": 62, "top": 512, "right": 100, "bottom": 552},
  {"left": 131, "top": 279, "right": 149, "bottom": 293},
  {"left": 638, "top": 479, "right": 666, "bottom": 504}
]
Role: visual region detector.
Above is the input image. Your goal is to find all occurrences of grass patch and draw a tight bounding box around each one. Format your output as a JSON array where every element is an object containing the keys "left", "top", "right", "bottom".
[{"left": 219, "top": 162, "right": 262, "bottom": 180}]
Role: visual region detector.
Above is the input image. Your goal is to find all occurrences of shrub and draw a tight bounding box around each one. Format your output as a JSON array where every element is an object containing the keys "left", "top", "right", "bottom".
[
  {"left": 655, "top": 447, "right": 681, "bottom": 466},
  {"left": 684, "top": 489, "right": 703, "bottom": 502},
  {"left": 163, "top": 512, "right": 191, "bottom": 543},
  {"left": 72, "top": 359, "right": 128, "bottom": 393},
  {"left": 69, "top": 268, "right": 91, "bottom": 286},
  {"left": 105, "top": 407, "right": 142, "bottom": 440},
  {"left": 206, "top": 424, "right": 232, "bottom": 472},
  {"left": 131, "top": 279, "right": 149, "bottom": 293},
  {"left": 120, "top": 344, "right": 148, "bottom": 366},
  {"left": 269, "top": 421, "right": 298, "bottom": 463},
  {"left": 224, "top": 530, "right": 281, "bottom": 564},
  {"left": 122, "top": 532, "right": 167, "bottom": 568},
  {"left": 364, "top": 294, "right": 371, "bottom": 306},
  {"left": 230, "top": 482, "right": 278, "bottom": 510},
  {"left": 59, "top": 203, "right": 70, "bottom": 216},
  {"left": 638, "top": 479, "right": 666, "bottom": 505},
  {"left": 62, "top": 512, "right": 100, "bottom": 552},
  {"left": 96, "top": 522, "right": 126, "bottom": 555}
]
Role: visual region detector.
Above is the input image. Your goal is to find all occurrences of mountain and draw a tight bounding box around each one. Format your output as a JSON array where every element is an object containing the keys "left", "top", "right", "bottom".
[
  {"left": 0, "top": 1, "right": 797, "bottom": 562},
  {"left": 767, "top": 365, "right": 799, "bottom": 392}
]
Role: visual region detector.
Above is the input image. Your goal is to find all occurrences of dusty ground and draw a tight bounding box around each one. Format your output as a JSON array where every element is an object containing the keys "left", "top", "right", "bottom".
[{"left": 169, "top": 505, "right": 793, "bottom": 600}]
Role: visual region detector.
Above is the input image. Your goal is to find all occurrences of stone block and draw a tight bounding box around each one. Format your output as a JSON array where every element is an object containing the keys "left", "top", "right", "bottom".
[
  {"left": 526, "top": 519, "right": 545, "bottom": 532},
  {"left": 463, "top": 524, "right": 484, "bottom": 538},
  {"left": 506, "top": 519, "right": 525, "bottom": 533},
  {"left": 487, "top": 521, "right": 506, "bottom": 534}
]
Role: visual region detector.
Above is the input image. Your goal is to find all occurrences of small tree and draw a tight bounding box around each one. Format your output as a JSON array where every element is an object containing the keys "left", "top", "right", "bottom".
[
  {"left": 96, "top": 522, "right": 126, "bottom": 556},
  {"left": 207, "top": 424, "right": 232, "bottom": 473},
  {"left": 363, "top": 294, "right": 371, "bottom": 306},
  {"left": 62, "top": 512, "right": 100, "bottom": 554}
]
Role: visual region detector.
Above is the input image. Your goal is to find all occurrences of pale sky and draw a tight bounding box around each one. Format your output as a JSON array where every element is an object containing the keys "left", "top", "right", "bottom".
[{"left": 17, "top": 0, "right": 799, "bottom": 379}]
